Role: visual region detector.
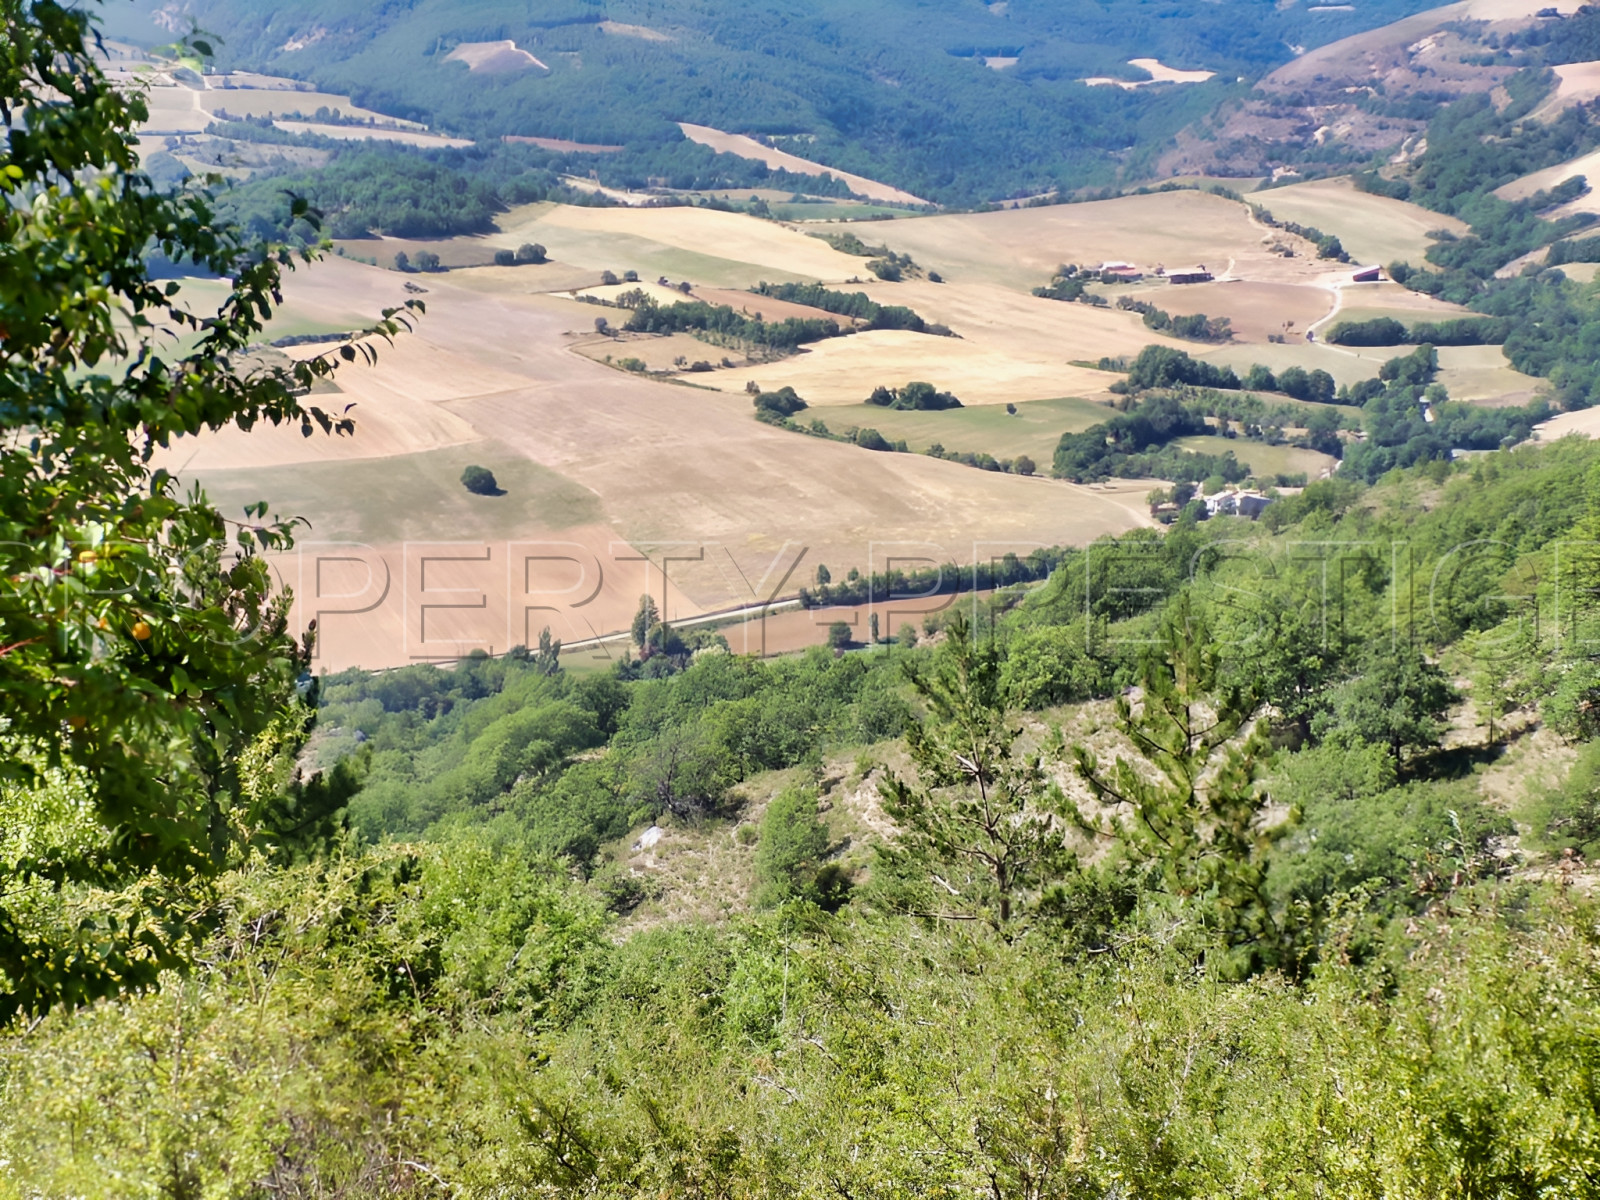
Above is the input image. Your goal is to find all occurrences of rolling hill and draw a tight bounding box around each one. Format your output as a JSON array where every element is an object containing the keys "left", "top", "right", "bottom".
[{"left": 101, "top": 0, "right": 1444, "bottom": 204}]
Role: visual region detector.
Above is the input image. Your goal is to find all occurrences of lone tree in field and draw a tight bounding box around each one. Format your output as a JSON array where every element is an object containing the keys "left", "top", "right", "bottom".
[
  {"left": 494, "top": 249, "right": 515, "bottom": 267},
  {"left": 460, "top": 465, "right": 500, "bottom": 495},
  {"left": 394, "top": 250, "right": 411, "bottom": 272},
  {"left": 0, "top": 0, "right": 419, "bottom": 1021},
  {"left": 827, "top": 621, "right": 854, "bottom": 651},
  {"left": 515, "top": 242, "right": 547, "bottom": 264}
]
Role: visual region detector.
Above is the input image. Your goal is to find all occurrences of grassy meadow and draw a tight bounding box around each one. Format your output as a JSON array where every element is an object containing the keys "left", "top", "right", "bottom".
[{"left": 808, "top": 395, "right": 1113, "bottom": 460}]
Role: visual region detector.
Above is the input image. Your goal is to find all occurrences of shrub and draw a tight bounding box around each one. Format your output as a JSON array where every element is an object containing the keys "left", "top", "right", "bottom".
[
  {"left": 754, "top": 387, "right": 808, "bottom": 418},
  {"left": 493, "top": 249, "right": 515, "bottom": 267},
  {"left": 1543, "top": 660, "right": 1600, "bottom": 742},
  {"left": 460, "top": 465, "right": 499, "bottom": 495},
  {"left": 826, "top": 621, "right": 853, "bottom": 650},
  {"left": 754, "top": 787, "right": 834, "bottom": 908},
  {"left": 854, "top": 427, "right": 893, "bottom": 451},
  {"left": 515, "top": 242, "right": 547, "bottom": 264}
]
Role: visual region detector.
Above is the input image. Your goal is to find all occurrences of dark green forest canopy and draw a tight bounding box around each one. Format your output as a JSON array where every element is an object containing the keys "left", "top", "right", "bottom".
[{"left": 104, "top": 0, "right": 1443, "bottom": 203}]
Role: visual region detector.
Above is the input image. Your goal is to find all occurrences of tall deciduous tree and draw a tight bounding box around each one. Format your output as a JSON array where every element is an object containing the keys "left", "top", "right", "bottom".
[
  {"left": 0, "top": 0, "right": 416, "bottom": 1020},
  {"left": 631, "top": 594, "right": 660, "bottom": 652},
  {"left": 1315, "top": 643, "right": 1458, "bottom": 769}
]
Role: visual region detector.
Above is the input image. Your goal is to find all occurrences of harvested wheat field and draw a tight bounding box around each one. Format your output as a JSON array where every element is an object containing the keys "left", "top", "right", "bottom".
[
  {"left": 1495, "top": 146, "right": 1600, "bottom": 218},
  {"left": 804, "top": 395, "right": 1113, "bottom": 461},
  {"left": 504, "top": 135, "right": 623, "bottom": 153},
  {"left": 1198, "top": 340, "right": 1398, "bottom": 388},
  {"left": 197, "top": 88, "right": 405, "bottom": 124},
  {"left": 708, "top": 329, "right": 1120, "bottom": 407},
  {"left": 678, "top": 124, "right": 929, "bottom": 206},
  {"left": 599, "top": 20, "right": 675, "bottom": 41},
  {"left": 1328, "top": 283, "right": 1481, "bottom": 327},
  {"left": 1173, "top": 435, "right": 1338, "bottom": 479},
  {"left": 1085, "top": 57, "right": 1216, "bottom": 88},
  {"left": 833, "top": 190, "right": 1317, "bottom": 292},
  {"left": 714, "top": 591, "right": 1012, "bottom": 657},
  {"left": 574, "top": 332, "right": 739, "bottom": 372},
  {"left": 1435, "top": 345, "right": 1547, "bottom": 407},
  {"left": 1536, "top": 407, "right": 1600, "bottom": 442},
  {"left": 579, "top": 281, "right": 701, "bottom": 307},
  {"left": 1530, "top": 59, "right": 1600, "bottom": 119},
  {"left": 825, "top": 277, "right": 1186, "bottom": 367},
  {"left": 492, "top": 203, "right": 866, "bottom": 287},
  {"left": 1255, "top": 176, "right": 1470, "bottom": 267},
  {"left": 444, "top": 41, "right": 548, "bottom": 73},
  {"left": 157, "top": 256, "right": 1156, "bottom": 668},
  {"left": 274, "top": 121, "right": 475, "bottom": 148},
  {"left": 1150, "top": 280, "right": 1333, "bottom": 342},
  {"left": 692, "top": 286, "right": 859, "bottom": 325},
  {"left": 1556, "top": 261, "right": 1600, "bottom": 282}
]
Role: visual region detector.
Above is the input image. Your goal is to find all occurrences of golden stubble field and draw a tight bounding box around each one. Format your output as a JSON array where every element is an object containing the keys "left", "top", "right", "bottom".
[
  {"left": 161, "top": 255, "right": 1155, "bottom": 670},
  {"left": 1254, "top": 177, "right": 1469, "bottom": 267},
  {"left": 159, "top": 182, "right": 1538, "bottom": 669}
]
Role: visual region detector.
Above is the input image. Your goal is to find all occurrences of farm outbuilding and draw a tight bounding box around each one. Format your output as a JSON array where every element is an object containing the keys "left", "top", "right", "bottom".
[
  {"left": 1352, "top": 265, "right": 1383, "bottom": 283},
  {"left": 1168, "top": 267, "right": 1214, "bottom": 284}
]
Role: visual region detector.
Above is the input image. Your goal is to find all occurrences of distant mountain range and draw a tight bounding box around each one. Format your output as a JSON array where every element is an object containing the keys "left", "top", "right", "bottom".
[{"left": 102, "top": 0, "right": 1444, "bottom": 203}]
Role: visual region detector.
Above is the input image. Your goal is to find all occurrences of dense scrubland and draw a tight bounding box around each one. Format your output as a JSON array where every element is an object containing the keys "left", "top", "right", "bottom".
[
  {"left": 16, "top": 1, "right": 1600, "bottom": 1196},
  {"left": 13, "top": 435, "right": 1600, "bottom": 1194}
]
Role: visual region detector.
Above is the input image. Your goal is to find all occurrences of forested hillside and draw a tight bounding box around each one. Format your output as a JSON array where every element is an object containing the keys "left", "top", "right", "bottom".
[
  {"left": 103, "top": 0, "right": 1440, "bottom": 202},
  {"left": 1356, "top": 67, "right": 1600, "bottom": 407},
  {"left": 13, "top": 2, "right": 1600, "bottom": 1195},
  {"left": 13, "top": 438, "right": 1600, "bottom": 1192}
]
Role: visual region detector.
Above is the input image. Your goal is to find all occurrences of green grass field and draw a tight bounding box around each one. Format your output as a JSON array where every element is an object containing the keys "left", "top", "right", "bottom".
[
  {"left": 192, "top": 441, "right": 603, "bottom": 545},
  {"left": 1198, "top": 340, "right": 1392, "bottom": 388},
  {"left": 1175, "top": 435, "right": 1336, "bottom": 480},
  {"left": 805, "top": 394, "right": 1113, "bottom": 461}
]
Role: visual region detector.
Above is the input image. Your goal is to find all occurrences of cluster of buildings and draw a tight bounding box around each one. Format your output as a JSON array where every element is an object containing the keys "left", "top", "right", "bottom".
[
  {"left": 1098, "top": 260, "right": 1215, "bottom": 285},
  {"left": 1203, "top": 488, "right": 1273, "bottom": 518}
]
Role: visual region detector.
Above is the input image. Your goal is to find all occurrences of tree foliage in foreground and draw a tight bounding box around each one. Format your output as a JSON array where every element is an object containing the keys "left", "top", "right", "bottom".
[{"left": 0, "top": 0, "right": 415, "bottom": 1021}]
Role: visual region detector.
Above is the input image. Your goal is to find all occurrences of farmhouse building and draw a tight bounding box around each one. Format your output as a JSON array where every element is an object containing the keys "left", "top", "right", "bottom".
[
  {"left": 1098, "top": 260, "right": 1144, "bottom": 280},
  {"left": 1203, "top": 488, "right": 1273, "bottom": 519}
]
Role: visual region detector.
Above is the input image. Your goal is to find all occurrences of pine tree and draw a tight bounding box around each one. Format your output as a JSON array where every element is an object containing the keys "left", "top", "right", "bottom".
[
  {"left": 1073, "top": 598, "right": 1289, "bottom": 974},
  {"left": 879, "top": 614, "right": 1075, "bottom": 925}
]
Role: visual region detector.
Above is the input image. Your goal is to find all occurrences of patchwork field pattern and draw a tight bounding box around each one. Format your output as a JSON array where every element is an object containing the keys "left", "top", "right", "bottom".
[{"left": 159, "top": 175, "right": 1548, "bottom": 667}]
